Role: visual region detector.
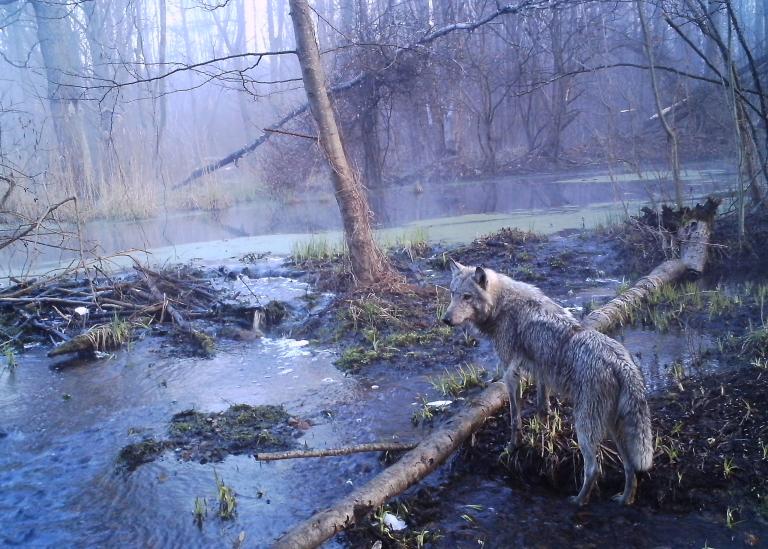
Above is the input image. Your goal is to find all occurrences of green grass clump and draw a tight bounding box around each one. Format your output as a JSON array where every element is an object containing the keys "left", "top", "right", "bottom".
[
  {"left": 2, "top": 344, "right": 17, "bottom": 371},
  {"left": 431, "top": 363, "right": 486, "bottom": 397},
  {"left": 741, "top": 324, "right": 768, "bottom": 360},
  {"left": 291, "top": 237, "right": 347, "bottom": 262},
  {"left": 387, "top": 227, "right": 430, "bottom": 259},
  {"left": 193, "top": 496, "right": 207, "bottom": 527},
  {"left": 86, "top": 315, "right": 134, "bottom": 352},
  {"left": 337, "top": 326, "right": 452, "bottom": 371},
  {"left": 337, "top": 346, "right": 390, "bottom": 370},
  {"left": 386, "top": 327, "right": 451, "bottom": 347},
  {"left": 215, "top": 472, "right": 237, "bottom": 520}
]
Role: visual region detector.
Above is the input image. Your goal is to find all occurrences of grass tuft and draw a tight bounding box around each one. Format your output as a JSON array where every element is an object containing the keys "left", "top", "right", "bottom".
[
  {"left": 291, "top": 237, "right": 347, "bottom": 262},
  {"left": 430, "top": 363, "right": 486, "bottom": 397},
  {"left": 214, "top": 471, "right": 237, "bottom": 520}
]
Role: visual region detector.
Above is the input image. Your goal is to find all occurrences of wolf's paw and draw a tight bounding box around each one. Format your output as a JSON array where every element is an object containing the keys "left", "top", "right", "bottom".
[
  {"left": 568, "top": 495, "right": 587, "bottom": 507},
  {"left": 504, "top": 440, "right": 518, "bottom": 454},
  {"left": 611, "top": 492, "right": 635, "bottom": 506}
]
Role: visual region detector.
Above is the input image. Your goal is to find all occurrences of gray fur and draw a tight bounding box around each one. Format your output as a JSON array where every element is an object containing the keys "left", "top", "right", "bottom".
[{"left": 443, "top": 260, "right": 653, "bottom": 505}]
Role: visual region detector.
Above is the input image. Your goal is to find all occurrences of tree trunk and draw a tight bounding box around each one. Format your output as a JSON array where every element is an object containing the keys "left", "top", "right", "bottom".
[
  {"left": 31, "top": 0, "right": 95, "bottom": 199},
  {"left": 156, "top": 0, "right": 167, "bottom": 153},
  {"left": 637, "top": 0, "right": 684, "bottom": 208},
  {"left": 274, "top": 209, "right": 716, "bottom": 548},
  {"left": 543, "top": 7, "right": 567, "bottom": 162},
  {"left": 288, "top": 0, "right": 393, "bottom": 285}
]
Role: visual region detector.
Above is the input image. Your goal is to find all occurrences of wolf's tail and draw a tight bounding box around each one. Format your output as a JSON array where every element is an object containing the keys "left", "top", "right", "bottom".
[{"left": 616, "top": 362, "right": 654, "bottom": 471}]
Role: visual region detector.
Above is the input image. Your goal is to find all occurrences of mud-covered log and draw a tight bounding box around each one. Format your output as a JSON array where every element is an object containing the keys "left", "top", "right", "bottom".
[
  {"left": 274, "top": 206, "right": 716, "bottom": 548},
  {"left": 273, "top": 383, "right": 508, "bottom": 549},
  {"left": 47, "top": 333, "right": 98, "bottom": 357}
]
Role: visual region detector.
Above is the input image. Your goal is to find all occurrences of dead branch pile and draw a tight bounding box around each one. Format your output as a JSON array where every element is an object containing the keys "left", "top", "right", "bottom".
[{"left": 0, "top": 265, "right": 224, "bottom": 357}]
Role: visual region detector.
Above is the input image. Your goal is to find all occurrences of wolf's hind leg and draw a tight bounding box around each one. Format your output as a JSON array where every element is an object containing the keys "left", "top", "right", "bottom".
[
  {"left": 612, "top": 435, "right": 638, "bottom": 505},
  {"left": 503, "top": 365, "right": 522, "bottom": 449},
  {"left": 570, "top": 417, "right": 602, "bottom": 506}
]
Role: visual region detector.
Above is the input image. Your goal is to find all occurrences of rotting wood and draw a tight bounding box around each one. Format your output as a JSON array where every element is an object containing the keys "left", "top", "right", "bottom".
[
  {"left": 255, "top": 442, "right": 418, "bottom": 462},
  {"left": 584, "top": 202, "right": 715, "bottom": 333},
  {"left": 273, "top": 203, "right": 716, "bottom": 549}
]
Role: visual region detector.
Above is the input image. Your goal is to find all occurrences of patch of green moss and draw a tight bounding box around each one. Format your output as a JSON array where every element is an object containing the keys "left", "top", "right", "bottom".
[
  {"left": 386, "top": 327, "right": 451, "bottom": 347},
  {"left": 117, "top": 438, "right": 169, "bottom": 471},
  {"left": 118, "top": 404, "right": 296, "bottom": 471},
  {"left": 171, "top": 422, "right": 193, "bottom": 433},
  {"left": 192, "top": 330, "right": 216, "bottom": 357},
  {"left": 337, "top": 326, "right": 453, "bottom": 371},
  {"left": 337, "top": 346, "right": 390, "bottom": 371}
]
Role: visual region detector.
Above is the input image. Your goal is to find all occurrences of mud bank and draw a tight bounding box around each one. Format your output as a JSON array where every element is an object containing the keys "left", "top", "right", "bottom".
[{"left": 285, "top": 210, "right": 768, "bottom": 548}]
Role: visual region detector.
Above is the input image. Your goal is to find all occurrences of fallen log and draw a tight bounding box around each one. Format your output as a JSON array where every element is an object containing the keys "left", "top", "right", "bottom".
[
  {"left": 273, "top": 203, "right": 716, "bottom": 548},
  {"left": 584, "top": 202, "right": 716, "bottom": 333},
  {"left": 273, "top": 384, "right": 508, "bottom": 549},
  {"left": 255, "top": 442, "right": 418, "bottom": 462}
]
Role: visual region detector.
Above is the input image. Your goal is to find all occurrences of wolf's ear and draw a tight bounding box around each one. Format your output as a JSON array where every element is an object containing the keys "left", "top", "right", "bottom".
[
  {"left": 473, "top": 266, "right": 487, "bottom": 289},
  {"left": 449, "top": 258, "right": 464, "bottom": 276}
]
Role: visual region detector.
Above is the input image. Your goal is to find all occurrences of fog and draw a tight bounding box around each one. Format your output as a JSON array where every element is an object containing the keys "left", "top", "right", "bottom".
[{"left": 0, "top": 0, "right": 766, "bottom": 268}]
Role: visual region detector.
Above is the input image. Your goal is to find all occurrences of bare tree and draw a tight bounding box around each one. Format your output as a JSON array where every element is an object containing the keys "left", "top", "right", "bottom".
[
  {"left": 288, "top": 0, "right": 394, "bottom": 285},
  {"left": 637, "top": 0, "right": 683, "bottom": 207}
]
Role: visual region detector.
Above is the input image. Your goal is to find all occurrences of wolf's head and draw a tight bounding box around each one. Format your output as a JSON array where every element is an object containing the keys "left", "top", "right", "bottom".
[{"left": 442, "top": 259, "right": 494, "bottom": 327}]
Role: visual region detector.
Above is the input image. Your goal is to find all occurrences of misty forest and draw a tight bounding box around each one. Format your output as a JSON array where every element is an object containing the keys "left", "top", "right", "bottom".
[{"left": 1, "top": 0, "right": 768, "bottom": 547}]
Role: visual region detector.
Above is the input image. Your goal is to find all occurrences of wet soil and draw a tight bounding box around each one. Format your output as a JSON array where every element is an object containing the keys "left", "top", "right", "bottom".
[
  {"left": 285, "top": 212, "right": 768, "bottom": 548},
  {"left": 343, "top": 364, "right": 767, "bottom": 548}
]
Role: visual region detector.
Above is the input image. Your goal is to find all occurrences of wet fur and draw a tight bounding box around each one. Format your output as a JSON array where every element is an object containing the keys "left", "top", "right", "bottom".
[{"left": 443, "top": 261, "right": 653, "bottom": 505}]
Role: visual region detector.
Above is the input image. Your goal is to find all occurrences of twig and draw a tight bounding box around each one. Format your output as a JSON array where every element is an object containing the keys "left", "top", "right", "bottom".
[
  {"left": 263, "top": 127, "right": 318, "bottom": 140},
  {"left": 255, "top": 442, "right": 417, "bottom": 461},
  {"left": 0, "top": 197, "right": 76, "bottom": 252},
  {"left": 17, "top": 310, "right": 67, "bottom": 342}
]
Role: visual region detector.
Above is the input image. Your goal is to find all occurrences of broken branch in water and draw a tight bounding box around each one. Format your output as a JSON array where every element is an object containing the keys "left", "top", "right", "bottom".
[{"left": 255, "top": 442, "right": 418, "bottom": 461}]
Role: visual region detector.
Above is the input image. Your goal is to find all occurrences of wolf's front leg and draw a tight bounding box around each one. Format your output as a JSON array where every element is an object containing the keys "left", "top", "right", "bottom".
[
  {"left": 536, "top": 382, "right": 551, "bottom": 416},
  {"left": 503, "top": 363, "right": 523, "bottom": 449}
]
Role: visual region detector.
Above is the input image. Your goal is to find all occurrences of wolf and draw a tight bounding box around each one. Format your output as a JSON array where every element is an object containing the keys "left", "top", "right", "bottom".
[{"left": 442, "top": 259, "right": 653, "bottom": 505}]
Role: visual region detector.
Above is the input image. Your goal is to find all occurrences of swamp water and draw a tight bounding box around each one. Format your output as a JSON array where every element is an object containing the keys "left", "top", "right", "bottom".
[
  {"left": 0, "top": 165, "right": 752, "bottom": 547},
  {"left": 1, "top": 165, "right": 731, "bottom": 276},
  {"left": 0, "top": 275, "right": 425, "bottom": 547}
]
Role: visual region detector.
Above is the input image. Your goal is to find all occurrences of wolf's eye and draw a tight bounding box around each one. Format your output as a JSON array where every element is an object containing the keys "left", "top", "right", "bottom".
[{"left": 462, "top": 293, "right": 472, "bottom": 301}]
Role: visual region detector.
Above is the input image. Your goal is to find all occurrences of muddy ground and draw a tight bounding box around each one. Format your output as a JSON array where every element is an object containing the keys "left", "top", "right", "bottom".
[
  {"left": 6, "top": 206, "right": 767, "bottom": 547},
  {"left": 286, "top": 210, "right": 768, "bottom": 548}
]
